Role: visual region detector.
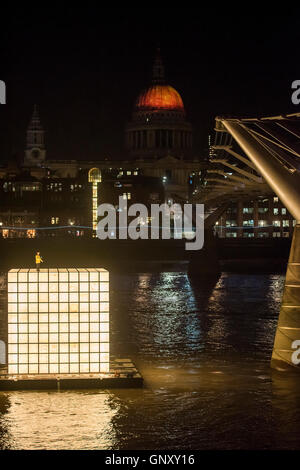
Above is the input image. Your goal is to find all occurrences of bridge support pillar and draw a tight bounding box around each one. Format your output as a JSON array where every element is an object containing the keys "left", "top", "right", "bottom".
[
  {"left": 271, "top": 224, "right": 300, "bottom": 371},
  {"left": 188, "top": 229, "right": 220, "bottom": 277}
]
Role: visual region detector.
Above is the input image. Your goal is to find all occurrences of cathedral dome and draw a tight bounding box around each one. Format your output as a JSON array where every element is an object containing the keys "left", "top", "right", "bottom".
[
  {"left": 136, "top": 85, "right": 185, "bottom": 112},
  {"left": 125, "top": 49, "right": 193, "bottom": 160}
]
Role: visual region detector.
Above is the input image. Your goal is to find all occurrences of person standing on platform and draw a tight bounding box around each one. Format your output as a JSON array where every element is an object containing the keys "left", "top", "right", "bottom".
[{"left": 35, "top": 251, "right": 43, "bottom": 271}]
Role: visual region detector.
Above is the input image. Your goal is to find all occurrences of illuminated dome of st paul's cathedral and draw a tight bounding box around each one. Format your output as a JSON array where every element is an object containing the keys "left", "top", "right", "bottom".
[
  {"left": 135, "top": 84, "right": 185, "bottom": 112},
  {"left": 125, "top": 49, "right": 192, "bottom": 159}
]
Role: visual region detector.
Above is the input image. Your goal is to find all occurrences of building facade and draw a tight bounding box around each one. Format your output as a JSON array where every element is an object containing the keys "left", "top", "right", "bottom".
[
  {"left": 214, "top": 196, "right": 296, "bottom": 238},
  {"left": 0, "top": 51, "right": 205, "bottom": 238}
]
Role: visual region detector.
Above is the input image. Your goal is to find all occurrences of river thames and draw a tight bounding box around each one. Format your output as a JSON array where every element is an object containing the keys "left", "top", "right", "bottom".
[{"left": 1, "top": 270, "right": 300, "bottom": 450}]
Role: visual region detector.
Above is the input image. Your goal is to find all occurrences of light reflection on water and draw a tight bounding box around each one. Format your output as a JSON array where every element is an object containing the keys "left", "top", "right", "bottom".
[
  {"left": 1, "top": 271, "right": 300, "bottom": 449},
  {"left": 0, "top": 391, "right": 119, "bottom": 450}
]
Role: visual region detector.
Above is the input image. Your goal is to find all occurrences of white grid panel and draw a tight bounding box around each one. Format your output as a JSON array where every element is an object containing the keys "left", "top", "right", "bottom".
[{"left": 7, "top": 268, "right": 109, "bottom": 374}]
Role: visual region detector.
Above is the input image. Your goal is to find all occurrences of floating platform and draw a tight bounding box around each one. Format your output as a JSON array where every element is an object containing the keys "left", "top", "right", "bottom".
[{"left": 0, "top": 358, "right": 143, "bottom": 390}]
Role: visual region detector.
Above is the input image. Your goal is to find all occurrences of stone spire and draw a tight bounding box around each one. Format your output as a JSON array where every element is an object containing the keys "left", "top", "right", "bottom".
[
  {"left": 152, "top": 47, "right": 166, "bottom": 85},
  {"left": 27, "top": 104, "right": 45, "bottom": 149},
  {"left": 24, "top": 105, "right": 46, "bottom": 166}
]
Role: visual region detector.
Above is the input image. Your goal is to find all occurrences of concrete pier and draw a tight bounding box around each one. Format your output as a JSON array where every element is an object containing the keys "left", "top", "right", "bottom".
[{"left": 188, "top": 229, "right": 220, "bottom": 277}]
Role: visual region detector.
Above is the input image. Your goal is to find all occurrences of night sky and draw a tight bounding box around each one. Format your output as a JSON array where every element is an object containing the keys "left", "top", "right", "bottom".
[{"left": 0, "top": 8, "right": 299, "bottom": 164}]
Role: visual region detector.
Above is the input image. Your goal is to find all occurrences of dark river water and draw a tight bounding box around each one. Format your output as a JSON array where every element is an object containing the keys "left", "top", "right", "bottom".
[{"left": 1, "top": 270, "right": 300, "bottom": 450}]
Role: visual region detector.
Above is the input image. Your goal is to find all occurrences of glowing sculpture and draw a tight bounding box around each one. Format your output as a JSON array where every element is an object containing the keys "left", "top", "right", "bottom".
[{"left": 7, "top": 268, "right": 109, "bottom": 375}]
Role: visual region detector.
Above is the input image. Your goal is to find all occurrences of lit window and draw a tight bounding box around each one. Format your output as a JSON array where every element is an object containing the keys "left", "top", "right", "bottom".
[
  {"left": 273, "top": 208, "right": 279, "bottom": 215},
  {"left": 225, "top": 232, "right": 237, "bottom": 238},
  {"left": 282, "top": 208, "right": 287, "bottom": 215},
  {"left": 122, "top": 193, "right": 131, "bottom": 200},
  {"left": 258, "top": 207, "right": 268, "bottom": 213},
  {"left": 258, "top": 220, "right": 268, "bottom": 227},
  {"left": 273, "top": 197, "right": 279, "bottom": 203},
  {"left": 273, "top": 220, "right": 281, "bottom": 227},
  {"left": 258, "top": 232, "right": 269, "bottom": 238},
  {"left": 282, "top": 220, "right": 290, "bottom": 227},
  {"left": 226, "top": 220, "right": 237, "bottom": 227},
  {"left": 26, "top": 230, "right": 36, "bottom": 238}
]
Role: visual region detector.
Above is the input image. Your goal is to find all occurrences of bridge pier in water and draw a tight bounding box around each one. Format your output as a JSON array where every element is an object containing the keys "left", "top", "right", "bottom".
[{"left": 188, "top": 229, "right": 220, "bottom": 278}]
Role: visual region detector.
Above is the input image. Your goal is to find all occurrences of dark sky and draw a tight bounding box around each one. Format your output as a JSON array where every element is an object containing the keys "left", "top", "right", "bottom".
[{"left": 0, "top": 8, "right": 299, "bottom": 163}]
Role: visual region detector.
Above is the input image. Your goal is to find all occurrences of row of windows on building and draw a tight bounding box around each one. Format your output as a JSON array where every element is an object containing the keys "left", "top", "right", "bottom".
[
  {"left": 225, "top": 232, "right": 292, "bottom": 238},
  {"left": 46, "top": 183, "right": 84, "bottom": 192},
  {"left": 128, "top": 129, "right": 192, "bottom": 150},
  {"left": 3, "top": 182, "right": 85, "bottom": 192},
  {"left": 224, "top": 219, "right": 295, "bottom": 228},
  {"left": 1, "top": 229, "right": 86, "bottom": 239},
  {"left": 50, "top": 217, "right": 77, "bottom": 225},
  {"left": 240, "top": 207, "right": 288, "bottom": 215},
  {"left": 227, "top": 196, "right": 285, "bottom": 209},
  {"left": 220, "top": 219, "right": 296, "bottom": 238},
  {"left": 117, "top": 170, "right": 139, "bottom": 177},
  {"left": 2, "top": 169, "right": 143, "bottom": 194}
]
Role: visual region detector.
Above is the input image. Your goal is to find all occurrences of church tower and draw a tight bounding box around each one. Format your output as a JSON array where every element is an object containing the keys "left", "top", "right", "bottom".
[{"left": 24, "top": 105, "right": 46, "bottom": 166}]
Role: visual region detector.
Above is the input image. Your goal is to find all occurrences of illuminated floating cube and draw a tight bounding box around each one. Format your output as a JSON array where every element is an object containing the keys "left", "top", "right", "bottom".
[{"left": 7, "top": 268, "right": 109, "bottom": 375}]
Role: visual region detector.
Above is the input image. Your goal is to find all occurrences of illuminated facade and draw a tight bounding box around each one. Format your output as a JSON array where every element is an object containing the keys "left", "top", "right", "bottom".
[
  {"left": 88, "top": 168, "right": 102, "bottom": 235},
  {"left": 125, "top": 48, "right": 193, "bottom": 160},
  {"left": 7, "top": 268, "right": 109, "bottom": 375}
]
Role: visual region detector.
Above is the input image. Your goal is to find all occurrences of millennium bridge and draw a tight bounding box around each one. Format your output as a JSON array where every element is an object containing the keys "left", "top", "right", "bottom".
[{"left": 192, "top": 112, "right": 300, "bottom": 372}]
